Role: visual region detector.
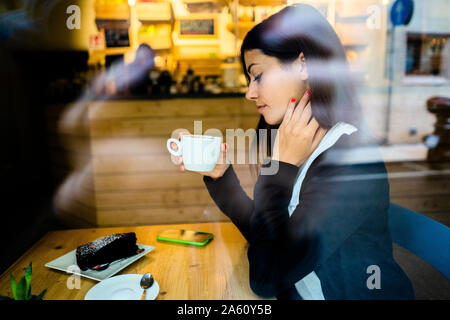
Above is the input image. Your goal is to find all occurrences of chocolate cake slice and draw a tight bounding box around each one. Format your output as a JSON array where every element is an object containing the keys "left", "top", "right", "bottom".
[{"left": 76, "top": 232, "right": 139, "bottom": 271}]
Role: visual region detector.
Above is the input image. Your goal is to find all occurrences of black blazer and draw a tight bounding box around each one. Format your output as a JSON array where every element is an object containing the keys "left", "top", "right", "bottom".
[{"left": 203, "top": 136, "right": 414, "bottom": 300}]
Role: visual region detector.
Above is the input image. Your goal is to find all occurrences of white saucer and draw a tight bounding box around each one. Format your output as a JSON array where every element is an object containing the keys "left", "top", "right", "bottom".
[{"left": 85, "top": 274, "right": 159, "bottom": 300}]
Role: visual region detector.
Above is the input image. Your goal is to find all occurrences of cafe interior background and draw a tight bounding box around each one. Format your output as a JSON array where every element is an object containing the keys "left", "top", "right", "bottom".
[{"left": 0, "top": 0, "right": 449, "bottom": 298}]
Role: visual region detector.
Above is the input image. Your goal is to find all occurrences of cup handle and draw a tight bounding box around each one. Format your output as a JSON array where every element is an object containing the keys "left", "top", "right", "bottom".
[{"left": 167, "top": 138, "right": 182, "bottom": 157}]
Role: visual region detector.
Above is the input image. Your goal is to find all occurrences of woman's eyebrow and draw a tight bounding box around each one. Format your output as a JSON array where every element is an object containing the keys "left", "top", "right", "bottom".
[{"left": 247, "top": 63, "right": 259, "bottom": 74}]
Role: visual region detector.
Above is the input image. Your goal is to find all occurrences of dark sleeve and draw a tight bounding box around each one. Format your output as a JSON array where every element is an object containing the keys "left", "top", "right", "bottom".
[
  {"left": 203, "top": 161, "right": 319, "bottom": 297},
  {"left": 247, "top": 160, "right": 320, "bottom": 297},
  {"left": 248, "top": 160, "right": 390, "bottom": 298},
  {"left": 203, "top": 165, "right": 254, "bottom": 241},
  {"left": 205, "top": 159, "right": 389, "bottom": 298}
]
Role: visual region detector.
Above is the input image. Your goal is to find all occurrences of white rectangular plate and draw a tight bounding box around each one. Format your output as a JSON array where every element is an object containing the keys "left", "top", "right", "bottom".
[{"left": 45, "top": 244, "right": 155, "bottom": 281}]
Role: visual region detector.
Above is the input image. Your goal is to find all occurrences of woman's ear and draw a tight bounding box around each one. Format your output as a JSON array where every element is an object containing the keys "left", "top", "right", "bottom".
[{"left": 296, "top": 52, "right": 308, "bottom": 80}]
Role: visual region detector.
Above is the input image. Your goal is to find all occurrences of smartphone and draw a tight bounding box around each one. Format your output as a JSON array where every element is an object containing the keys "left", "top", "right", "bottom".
[{"left": 156, "top": 229, "right": 214, "bottom": 246}]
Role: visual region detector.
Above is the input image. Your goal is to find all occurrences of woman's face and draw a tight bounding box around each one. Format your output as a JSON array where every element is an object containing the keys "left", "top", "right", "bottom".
[{"left": 244, "top": 49, "right": 309, "bottom": 125}]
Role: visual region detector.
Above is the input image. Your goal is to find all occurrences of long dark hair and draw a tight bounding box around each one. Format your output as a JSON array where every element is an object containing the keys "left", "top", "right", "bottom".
[{"left": 241, "top": 4, "right": 368, "bottom": 177}]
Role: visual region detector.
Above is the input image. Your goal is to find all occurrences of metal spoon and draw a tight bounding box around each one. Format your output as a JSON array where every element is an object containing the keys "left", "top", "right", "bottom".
[{"left": 140, "top": 273, "right": 154, "bottom": 300}]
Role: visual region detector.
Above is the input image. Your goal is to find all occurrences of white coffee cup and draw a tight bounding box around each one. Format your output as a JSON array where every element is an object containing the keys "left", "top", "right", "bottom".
[{"left": 167, "top": 134, "right": 222, "bottom": 172}]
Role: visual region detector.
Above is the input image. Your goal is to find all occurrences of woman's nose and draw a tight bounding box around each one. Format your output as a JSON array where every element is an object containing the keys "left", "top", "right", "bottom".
[{"left": 245, "top": 82, "right": 258, "bottom": 101}]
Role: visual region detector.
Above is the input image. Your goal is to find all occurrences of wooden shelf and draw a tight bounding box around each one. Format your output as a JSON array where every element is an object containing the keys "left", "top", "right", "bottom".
[
  {"left": 238, "top": 0, "right": 286, "bottom": 6},
  {"left": 138, "top": 34, "right": 173, "bottom": 50},
  {"left": 92, "top": 47, "right": 132, "bottom": 56},
  {"left": 174, "top": 45, "right": 221, "bottom": 60},
  {"left": 95, "top": 3, "right": 130, "bottom": 20},
  {"left": 138, "top": 22, "right": 173, "bottom": 50},
  {"left": 227, "top": 21, "right": 256, "bottom": 39},
  {"left": 135, "top": 2, "right": 173, "bottom": 22}
]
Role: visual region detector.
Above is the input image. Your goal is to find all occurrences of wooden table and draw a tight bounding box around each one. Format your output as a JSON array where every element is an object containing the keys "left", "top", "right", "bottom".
[{"left": 0, "top": 222, "right": 264, "bottom": 300}]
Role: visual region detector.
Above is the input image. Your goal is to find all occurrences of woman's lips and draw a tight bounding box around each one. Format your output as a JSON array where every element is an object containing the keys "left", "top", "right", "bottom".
[{"left": 257, "top": 105, "right": 266, "bottom": 114}]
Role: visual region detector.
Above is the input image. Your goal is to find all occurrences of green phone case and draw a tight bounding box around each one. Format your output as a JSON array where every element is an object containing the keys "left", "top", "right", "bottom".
[{"left": 156, "top": 230, "right": 214, "bottom": 246}]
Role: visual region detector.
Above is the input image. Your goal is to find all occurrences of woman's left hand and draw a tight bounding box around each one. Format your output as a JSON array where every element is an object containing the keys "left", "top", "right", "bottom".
[{"left": 272, "top": 91, "right": 328, "bottom": 167}]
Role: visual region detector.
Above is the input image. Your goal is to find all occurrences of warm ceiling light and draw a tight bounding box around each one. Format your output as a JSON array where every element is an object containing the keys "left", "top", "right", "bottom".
[{"left": 128, "top": 0, "right": 136, "bottom": 6}]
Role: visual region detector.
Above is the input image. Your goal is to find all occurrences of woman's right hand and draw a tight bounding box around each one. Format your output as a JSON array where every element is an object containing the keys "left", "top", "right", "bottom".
[{"left": 169, "top": 131, "right": 230, "bottom": 180}]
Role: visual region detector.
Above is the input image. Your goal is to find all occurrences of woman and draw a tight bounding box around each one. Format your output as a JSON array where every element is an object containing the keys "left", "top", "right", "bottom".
[{"left": 170, "top": 4, "right": 414, "bottom": 299}]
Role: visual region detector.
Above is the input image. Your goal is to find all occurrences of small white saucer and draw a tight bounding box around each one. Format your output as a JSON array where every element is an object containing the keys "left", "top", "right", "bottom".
[{"left": 85, "top": 274, "right": 159, "bottom": 300}]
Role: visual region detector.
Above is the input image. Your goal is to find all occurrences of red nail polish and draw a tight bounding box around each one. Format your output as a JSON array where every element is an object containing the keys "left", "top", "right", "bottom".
[
  {"left": 291, "top": 98, "right": 296, "bottom": 103},
  {"left": 306, "top": 89, "right": 311, "bottom": 95}
]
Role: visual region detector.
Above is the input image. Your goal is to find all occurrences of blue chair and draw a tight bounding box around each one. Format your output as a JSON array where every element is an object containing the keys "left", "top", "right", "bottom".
[{"left": 388, "top": 203, "right": 450, "bottom": 279}]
